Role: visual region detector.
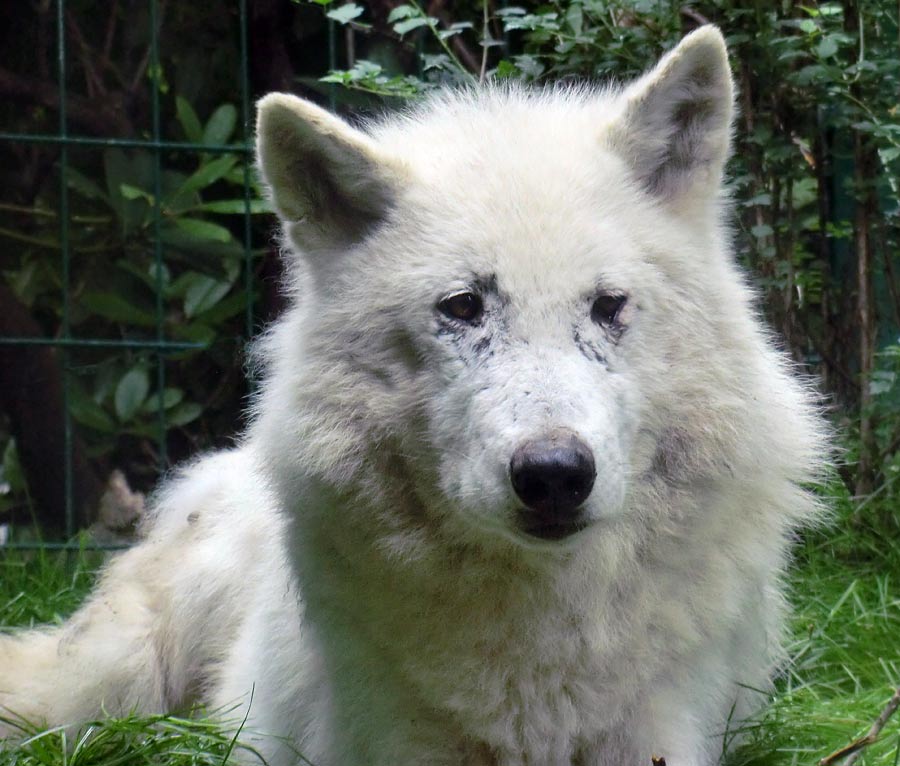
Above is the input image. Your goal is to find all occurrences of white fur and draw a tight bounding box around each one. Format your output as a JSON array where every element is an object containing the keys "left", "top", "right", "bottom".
[{"left": 0, "top": 27, "right": 826, "bottom": 766}]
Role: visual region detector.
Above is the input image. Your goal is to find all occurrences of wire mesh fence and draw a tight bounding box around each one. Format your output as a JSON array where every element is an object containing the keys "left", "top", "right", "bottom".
[
  {"left": 6, "top": 1, "right": 892, "bottom": 551},
  {"left": 0, "top": 0, "right": 267, "bottom": 548}
]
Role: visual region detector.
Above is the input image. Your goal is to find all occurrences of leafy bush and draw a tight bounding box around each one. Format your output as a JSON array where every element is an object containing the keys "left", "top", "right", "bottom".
[{"left": 309, "top": 0, "right": 900, "bottom": 499}]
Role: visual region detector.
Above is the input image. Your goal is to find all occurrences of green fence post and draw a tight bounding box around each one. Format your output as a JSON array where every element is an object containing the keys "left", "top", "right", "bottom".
[{"left": 56, "top": 0, "right": 74, "bottom": 540}]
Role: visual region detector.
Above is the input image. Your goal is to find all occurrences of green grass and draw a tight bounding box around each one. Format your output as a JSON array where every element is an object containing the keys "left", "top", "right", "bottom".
[
  {"left": 0, "top": 546, "right": 99, "bottom": 629},
  {"left": 0, "top": 713, "right": 263, "bottom": 766},
  {"left": 729, "top": 486, "right": 900, "bottom": 766},
  {"left": 1, "top": 487, "right": 899, "bottom": 765}
]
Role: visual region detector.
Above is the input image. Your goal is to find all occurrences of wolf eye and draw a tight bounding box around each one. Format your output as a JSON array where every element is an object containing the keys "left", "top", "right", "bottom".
[
  {"left": 438, "top": 291, "right": 483, "bottom": 323},
  {"left": 591, "top": 294, "right": 626, "bottom": 326}
]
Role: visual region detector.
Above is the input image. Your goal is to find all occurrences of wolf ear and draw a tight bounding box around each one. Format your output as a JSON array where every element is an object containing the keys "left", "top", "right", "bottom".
[
  {"left": 256, "top": 93, "right": 403, "bottom": 248},
  {"left": 610, "top": 26, "right": 734, "bottom": 205}
]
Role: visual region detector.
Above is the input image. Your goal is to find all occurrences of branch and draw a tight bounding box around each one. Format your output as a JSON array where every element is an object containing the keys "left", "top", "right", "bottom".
[
  {"left": 793, "top": 313, "right": 856, "bottom": 390},
  {"left": 450, "top": 30, "right": 482, "bottom": 74},
  {"left": 66, "top": 11, "right": 106, "bottom": 99},
  {"left": 0, "top": 282, "right": 103, "bottom": 531},
  {"left": 679, "top": 6, "right": 711, "bottom": 28},
  {"left": 426, "top": 0, "right": 482, "bottom": 73},
  {"left": 819, "top": 687, "right": 900, "bottom": 766},
  {"left": 0, "top": 66, "right": 132, "bottom": 135},
  {"left": 479, "top": 0, "right": 489, "bottom": 83},
  {"left": 102, "top": 0, "right": 119, "bottom": 62}
]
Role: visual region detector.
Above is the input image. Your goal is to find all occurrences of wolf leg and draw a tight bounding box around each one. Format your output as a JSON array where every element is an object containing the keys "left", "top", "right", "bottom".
[
  {"left": 0, "top": 539, "right": 175, "bottom": 735},
  {"left": 0, "top": 448, "right": 283, "bottom": 740}
]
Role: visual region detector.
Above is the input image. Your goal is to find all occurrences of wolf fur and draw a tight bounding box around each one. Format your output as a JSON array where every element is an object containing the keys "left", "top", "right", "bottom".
[{"left": 0, "top": 26, "right": 826, "bottom": 766}]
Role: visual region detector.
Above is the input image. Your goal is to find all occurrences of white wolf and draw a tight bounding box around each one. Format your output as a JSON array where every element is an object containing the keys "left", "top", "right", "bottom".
[{"left": 0, "top": 26, "right": 825, "bottom": 766}]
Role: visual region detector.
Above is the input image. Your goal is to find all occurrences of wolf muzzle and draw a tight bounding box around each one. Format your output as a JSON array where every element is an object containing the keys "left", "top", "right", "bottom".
[{"left": 510, "top": 431, "right": 596, "bottom": 540}]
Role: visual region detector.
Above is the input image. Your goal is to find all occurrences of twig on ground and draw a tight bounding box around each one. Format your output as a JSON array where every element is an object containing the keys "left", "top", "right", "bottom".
[{"left": 819, "top": 687, "right": 900, "bottom": 766}]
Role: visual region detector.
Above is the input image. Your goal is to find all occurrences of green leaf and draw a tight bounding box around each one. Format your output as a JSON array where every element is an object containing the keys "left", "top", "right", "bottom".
[
  {"left": 115, "top": 367, "right": 151, "bottom": 422},
  {"left": 176, "top": 96, "right": 203, "bottom": 143},
  {"left": 751, "top": 224, "right": 774, "bottom": 239},
  {"left": 793, "top": 64, "right": 827, "bottom": 86},
  {"left": 69, "top": 391, "right": 117, "bottom": 433},
  {"left": 192, "top": 198, "right": 271, "bottom": 215},
  {"left": 141, "top": 387, "right": 185, "bottom": 414},
  {"left": 168, "top": 402, "right": 204, "bottom": 426},
  {"left": 173, "top": 322, "right": 217, "bottom": 345},
  {"left": 327, "top": 3, "right": 364, "bottom": 23},
  {"left": 495, "top": 60, "right": 519, "bottom": 79},
  {"left": 513, "top": 55, "right": 544, "bottom": 79},
  {"left": 196, "top": 289, "right": 255, "bottom": 323},
  {"left": 161, "top": 232, "right": 244, "bottom": 258},
  {"left": 565, "top": 3, "right": 583, "bottom": 34},
  {"left": 168, "top": 156, "right": 239, "bottom": 208},
  {"left": 869, "top": 371, "right": 896, "bottom": 396},
  {"left": 120, "top": 183, "right": 154, "bottom": 203},
  {"left": 79, "top": 292, "right": 157, "bottom": 326},
  {"left": 65, "top": 167, "right": 109, "bottom": 202},
  {"left": 104, "top": 149, "right": 154, "bottom": 233},
  {"left": 172, "top": 217, "right": 234, "bottom": 243},
  {"left": 167, "top": 270, "right": 207, "bottom": 299},
  {"left": 320, "top": 71, "right": 353, "bottom": 85},
  {"left": 184, "top": 274, "right": 233, "bottom": 318},
  {"left": 202, "top": 104, "right": 238, "bottom": 146},
  {"left": 393, "top": 17, "right": 432, "bottom": 35},
  {"left": 501, "top": 12, "right": 559, "bottom": 32},
  {"left": 387, "top": 4, "right": 416, "bottom": 22},
  {"left": 817, "top": 35, "right": 839, "bottom": 58},
  {"left": 438, "top": 21, "right": 473, "bottom": 41},
  {"left": 422, "top": 54, "right": 452, "bottom": 71}
]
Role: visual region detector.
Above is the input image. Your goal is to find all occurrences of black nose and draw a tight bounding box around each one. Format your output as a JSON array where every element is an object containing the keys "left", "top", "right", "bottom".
[{"left": 510, "top": 432, "right": 596, "bottom": 540}]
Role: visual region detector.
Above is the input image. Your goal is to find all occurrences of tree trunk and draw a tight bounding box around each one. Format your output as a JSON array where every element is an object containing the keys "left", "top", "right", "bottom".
[
  {"left": 0, "top": 283, "right": 102, "bottom": 534},
  {"left": 852, "top": 131, "right": 879, "bottom": 497},
  {"left": 844, "top": 0, "right": 879, "bottom": 497}
]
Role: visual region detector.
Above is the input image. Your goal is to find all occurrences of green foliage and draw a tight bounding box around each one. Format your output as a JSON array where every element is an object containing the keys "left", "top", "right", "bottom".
[
  {"left": 0, "top": 547, "right": 97, "bottom": 629},
  {"left": 2, "top": 0, "right": 895, "bottom": 526},
  {"left": 726, "top": 485, "right": 900, "bottom": 765},
  {"left": 310, "top": 0, "right": 900, "bottom": 495},
  {"left": 1, "top": 93, "right": 269, "bottom": 511},
  {"left": 320, "top": 60, "right": 432, "bottom": 97}
]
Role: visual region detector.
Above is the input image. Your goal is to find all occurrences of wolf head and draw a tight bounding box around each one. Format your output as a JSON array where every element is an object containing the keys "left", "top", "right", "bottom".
[{"left": 253, "top": 27, "right": 822, "bottom": 554}]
